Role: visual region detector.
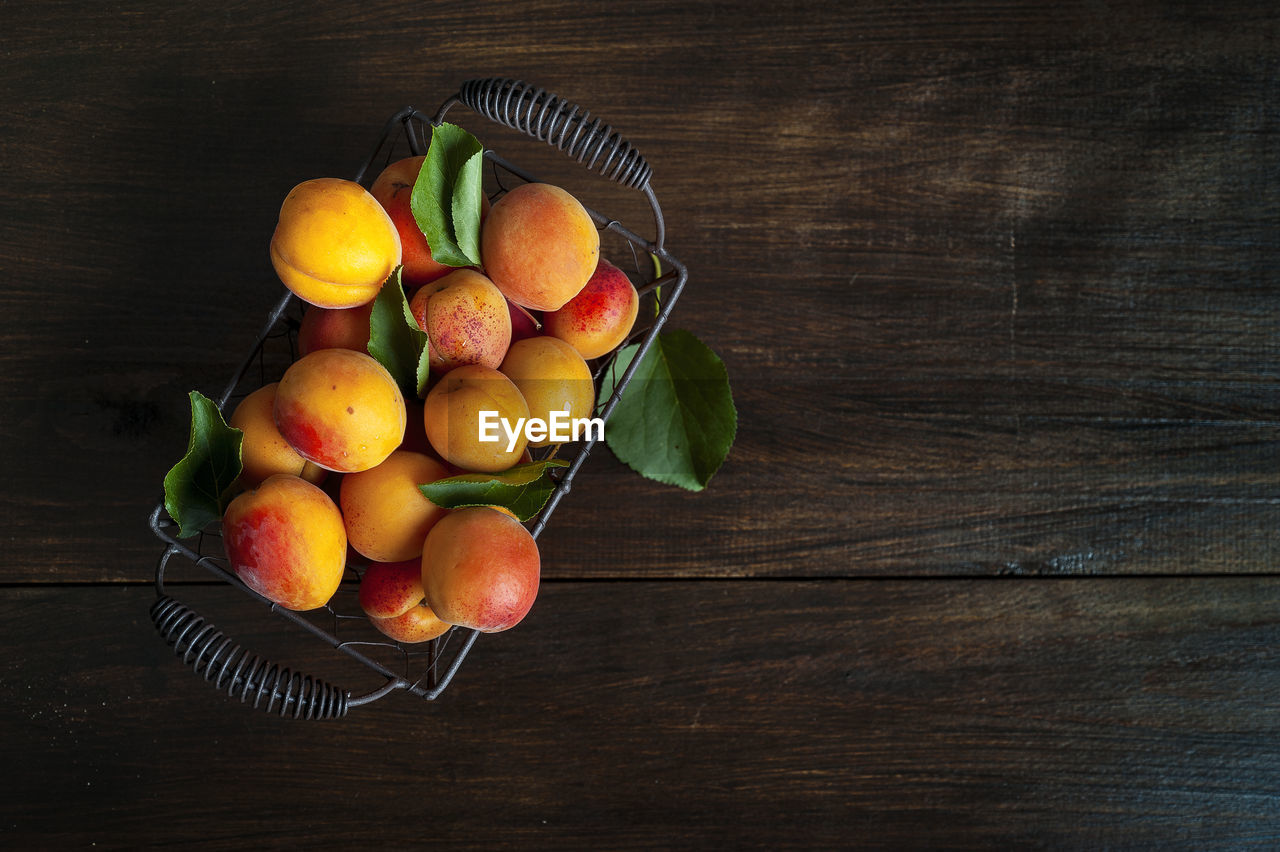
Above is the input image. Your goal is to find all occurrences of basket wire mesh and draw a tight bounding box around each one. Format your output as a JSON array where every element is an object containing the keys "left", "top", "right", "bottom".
[{"left": 148, "top": 80, "right": 688, "bottom": 716}]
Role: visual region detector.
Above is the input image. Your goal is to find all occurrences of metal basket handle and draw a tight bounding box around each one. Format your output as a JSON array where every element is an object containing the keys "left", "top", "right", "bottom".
[
  {"left": 151, "top": 595, "right": 353, "bottom": 719},
  {"left": 446, "top": 78, "right": 652, "bottom": 190},
  {"left": 435, "top": 77, "right": 667, "bottom": 250}
]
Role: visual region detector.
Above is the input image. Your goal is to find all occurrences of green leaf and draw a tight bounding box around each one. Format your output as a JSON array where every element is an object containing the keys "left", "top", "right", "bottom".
[
  {"left": 598, "top": 330, "right": 736, "bottom": 491},
  {"left": 415, "top": 339, "right": 433, "bottom": 398},
  {"left": 418, "top": 459, "right": 569, "bottom": 522},
  {"left": 162, "top": 391, "right": 244, "bottom": 538},
  {"left": 410, "top": 122, "right": 485, "bottom": 267},
  {"left": 366, "top": 266, "right": 430, "bottom": 397}
]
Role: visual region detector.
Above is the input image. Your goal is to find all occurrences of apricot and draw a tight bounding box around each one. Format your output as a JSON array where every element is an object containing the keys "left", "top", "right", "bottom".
[
  {"left": 228, "top": 383, "right": 327, "bottom": 488},
  {"left": 370, "top": 156, "right": 490, "bottom": 290},
  {"left": 270, "top": 178, "right": 401, "bottom": 309},
  {"left": 499, "top": 337, "right": 595, "bottom": 448},
  {"left": 480, "top": 182, "right": 599, "bottom": 312},
  {"left": 543, "top": 257, "right": 640, "bottom": 360},
  {"left": 274, "top": 348, "right": 406, "bottom": 473},
  {"left": 408, "top": 268, "right": 512, "bottom": 374},
  {"left": 421, "top": 507, "right": 540, "bottom": 633},
  {"left": 221, "top": 473, "right": 346, "bottom": 611},
  {"left": 358, "top": 559, "right": 427, "bottom": 618},
  {"left": 369, "top": 156, "right": 451, "bottom": 288},
  {"left": 296, "top": 301, "right": 374, "bottom": 356},
  {"left": 340, "top": 450, "right": 451, "bottom": 563},
  {"left": 359, "top": 559, "right": 450, "bottom": 643},
  {"left": 423, "top": 364, "right": 530, "bottom": 473},
  {"left": 369, "top": 603, "right": 451, "bottom": 643}
]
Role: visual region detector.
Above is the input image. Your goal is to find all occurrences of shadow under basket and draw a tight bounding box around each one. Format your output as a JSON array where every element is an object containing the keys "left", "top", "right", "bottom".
[{"left": 148, "top": 78, "right": 689, "bottom": 718}]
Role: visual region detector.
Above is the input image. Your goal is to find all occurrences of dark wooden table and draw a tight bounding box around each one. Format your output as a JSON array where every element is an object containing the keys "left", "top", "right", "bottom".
[{"left": 5, "top": 1, "right": 1279, "bottom": 847}]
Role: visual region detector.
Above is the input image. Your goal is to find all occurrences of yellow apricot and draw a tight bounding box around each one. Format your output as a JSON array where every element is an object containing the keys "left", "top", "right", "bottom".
[
  {"left": 368, "top": 603, "right": 452, "bottom": 643},
  {"left": 423, "top": 364, "right": 529, "bottom": 473},
  {"left": 274, "top": 348, "right": 406, "bottom": 473},
  {"left": 340, "top": 450, "right": 451, "bottom": 563},
  {"left": 229, "top": 383, "right": 327, "bottom": 488},
  {"left": 421, "top": 507, "right": 540, "bottom": 633},
  {"left": 269, "top": 178, "right": 401, "bottom": 309},
  {"left": 480, "top": 183, "right": 599, "bottom": 312},
  {"left": 499, "top": 337, "right": 595, "bottom": 448},
  {"left": 221, "top": 473, "right": 346, "bottom": 611}
]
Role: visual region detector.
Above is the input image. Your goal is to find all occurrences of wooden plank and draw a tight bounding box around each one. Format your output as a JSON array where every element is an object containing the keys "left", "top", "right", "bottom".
[
  {"left": 0, "top": 1, "right": 1274, "bottom": 583},
  {"left": 3, "top": 2, "right": 1277, "bottom": 582},
  {"left": 4, "top": 579, "right": 1280, "bottom": 847}
]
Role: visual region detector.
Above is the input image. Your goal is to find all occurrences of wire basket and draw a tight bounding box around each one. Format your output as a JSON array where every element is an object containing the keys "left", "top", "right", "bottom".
[{"left": 148, "top": 79, "right": 688, "bottom": 718}]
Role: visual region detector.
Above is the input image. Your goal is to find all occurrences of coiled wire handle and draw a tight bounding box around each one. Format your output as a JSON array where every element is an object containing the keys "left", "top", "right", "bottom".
[
  {"left": 151, "top": 595, "right": 349, "bottom": 719},
  {"left": 454, "top": 78, "right": 653, "bottom": 191}
]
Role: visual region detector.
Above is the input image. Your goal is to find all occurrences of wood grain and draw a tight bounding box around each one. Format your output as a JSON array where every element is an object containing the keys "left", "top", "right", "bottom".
[
  {"left": 3, "top": 1, "right": 1276, "bottom": 581},
  {"left": 5, "top": 579, "right": 1280, "bottom": 848},
  {"left": 3, "top": 1, "right": 1278, "bottom": 845}
]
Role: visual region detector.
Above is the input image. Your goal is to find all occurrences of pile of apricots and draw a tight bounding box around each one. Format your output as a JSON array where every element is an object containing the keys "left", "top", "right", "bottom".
[{"left": 220, "top": 155, "right": 639, "bottom": 641}]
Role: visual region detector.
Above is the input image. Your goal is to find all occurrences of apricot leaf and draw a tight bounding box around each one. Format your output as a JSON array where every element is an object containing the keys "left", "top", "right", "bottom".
[
  {"left": 598, "top": 330, "right": 735, "bottom": 491},
  {"left": 367, "top": 267, "right": 430, "bottom": 397},
  {"left": 418, "top": 459, "right": 569, "bottom": 522},
  {"left": 411, "top": 122, "right": 484, "bottom": 267},
  {"left": 162, "top": 391, "right": 243, "bottom": 538}
]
